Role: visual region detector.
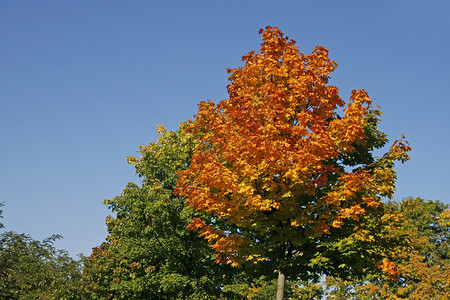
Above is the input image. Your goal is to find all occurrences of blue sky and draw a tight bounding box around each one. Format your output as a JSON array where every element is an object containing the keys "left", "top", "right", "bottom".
[{"left": 1, "top": 1, "right": 449, "bottom": 258}]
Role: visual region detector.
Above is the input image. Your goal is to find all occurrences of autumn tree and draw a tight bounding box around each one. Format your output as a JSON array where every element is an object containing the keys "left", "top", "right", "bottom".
[
  {"left": 389, "top": 197, "right": 449, "bottom": 298},
  {"left": 324, "top": 197, "right": 449, "bottom": 299},
  {"left": 176, "top": 26, "right": 411, "bottom": 299}
]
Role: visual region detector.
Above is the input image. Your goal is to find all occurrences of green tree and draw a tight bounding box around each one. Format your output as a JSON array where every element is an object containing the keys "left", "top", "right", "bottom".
[
  {"left": 83, "top": 123, "right": 264, "bottom": 299},
  {"left": 0, "top": 231, "right": 85, "bottom": 299},
  {"left": 175, "top": 26, "right": 411, "bottom": 299}
]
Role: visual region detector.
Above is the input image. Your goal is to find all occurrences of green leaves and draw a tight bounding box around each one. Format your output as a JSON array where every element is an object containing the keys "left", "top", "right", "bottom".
[{"left": 0, "top": 231, "right": 85, "bottom": 299}]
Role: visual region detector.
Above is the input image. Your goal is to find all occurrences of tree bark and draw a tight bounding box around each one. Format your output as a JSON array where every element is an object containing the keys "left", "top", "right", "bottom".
[{"left": 276, "top": 269, "right": 285, "bottom": 300}]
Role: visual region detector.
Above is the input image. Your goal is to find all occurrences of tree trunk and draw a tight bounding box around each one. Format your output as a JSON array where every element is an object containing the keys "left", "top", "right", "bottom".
[{"left": 276, "top": 269, "right": 285, "bottom": 300}]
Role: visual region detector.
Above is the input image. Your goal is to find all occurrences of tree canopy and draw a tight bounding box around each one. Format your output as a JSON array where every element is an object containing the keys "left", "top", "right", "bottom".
[
  {"left": 175, "top": 26, "right": 411, "bottom": 298},
  {"left": 0, "top": 231, "right": 84, "bottom": 300}
]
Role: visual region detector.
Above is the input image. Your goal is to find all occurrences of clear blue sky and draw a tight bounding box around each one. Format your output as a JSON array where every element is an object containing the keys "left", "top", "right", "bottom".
[{"left": 1, "top": 1, "right": 449, "bottom": 258}]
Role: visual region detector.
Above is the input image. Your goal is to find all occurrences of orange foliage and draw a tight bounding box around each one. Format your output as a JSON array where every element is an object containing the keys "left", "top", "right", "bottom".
[
  {"left": 380, "top": 258, "right": 400, "bottom": 281},
  {"left": 175, "top": 26, "right": 410, "bottom": 272}
]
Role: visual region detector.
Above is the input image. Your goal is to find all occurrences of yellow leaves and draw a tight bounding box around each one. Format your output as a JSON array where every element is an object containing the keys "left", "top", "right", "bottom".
[
  {"left": 380, "top": 258, "right": 400, "bottom": 281},
  {"left": 362, "top": 136, "right": 410, "bottom": 200},
  {"left": 331, "top": 220, "right": 343, "bottom": 229},
  {"left": 440, "top": 209, "right": 450, "bottom": 227},
  {"left": 245, "top": 194, "right": 275, "bottom": 211},
  {"left": 323, "top": 172, "right": 371, "bottom": 207},
  {"left": 230, "top": 261, "right": 239, "bottom": 267},
  {"left": 155, "top": 123, "right": 169, "bottom": 136},
  {"left": 352, "top": 228, "right": 375, "bottom": 242},
  {"left": 340, "top": 204, "right": 366, "bottom": 220},
  {"left": 331, "top": 202, "right": 367, "bottom": 228},
  {"left": 372, "top": 168, "right": 397, "bottom": 198},
  {"left": 105, "top": 216, "right": 114, "bottom": 225},
  {"left": 322, "top": 172, "right": 379, "bottom": 229},
  {"left": 245, "top": 254, "right": 266, "bottom": 263},
  {"left": 389, "top": 137, "right": 411, "bottom": 163},
  {"left": 281, "top": 190, "right": 293, "bottom": 199},
  {"left": 237, "top": 183, "right": 254, "bottom": 196},
  {"left": 290, "top": 220, "right": 300, "bottom": 227}
]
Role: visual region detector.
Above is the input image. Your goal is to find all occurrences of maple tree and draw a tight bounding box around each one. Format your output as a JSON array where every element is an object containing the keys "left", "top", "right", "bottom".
[{"left": 176, "top": 26, "right": 411, "bottom": 299}]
